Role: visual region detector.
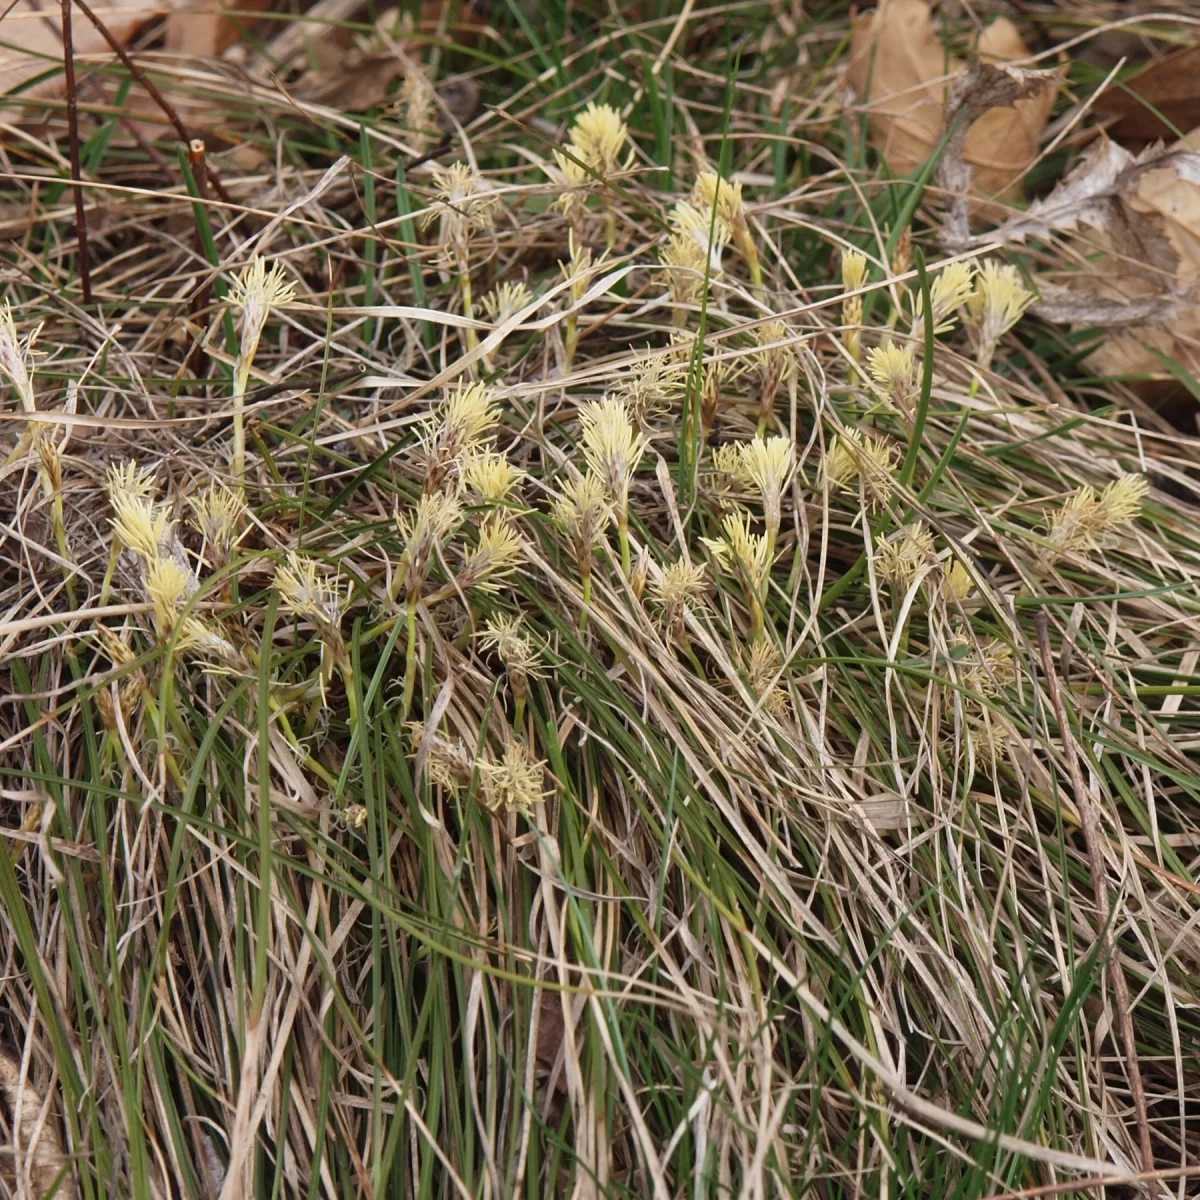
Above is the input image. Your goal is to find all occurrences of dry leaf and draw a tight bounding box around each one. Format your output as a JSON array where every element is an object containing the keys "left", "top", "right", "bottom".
[
  {"left": 1095, "top": 46, "right": 1200, "bottom": 149},
  {"left": 164, "top": 0, "right": 273, "bottom": 59},
  {"left": 847, "top": 0, "right": 1057, "bottom": 212},
  {"left": 991, "top": 130, "right": 1200, "bottom": 383},
  {"left": 0, "top": 0, "right": 163, "bottom": 96},
  {"left": 0, "top": 1049, "right": 75, "bottom": 1200}
]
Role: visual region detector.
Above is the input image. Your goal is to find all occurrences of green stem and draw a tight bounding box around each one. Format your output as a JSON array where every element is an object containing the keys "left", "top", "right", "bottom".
[
  {"left": 617, "top": 505, "right": 631, "bottom": 579},
  {"left": 401, "top": 599, "right": 419, "bottom": 719},
  {"left": 579, "top": 561, "right": 592, "bottom": 634}
]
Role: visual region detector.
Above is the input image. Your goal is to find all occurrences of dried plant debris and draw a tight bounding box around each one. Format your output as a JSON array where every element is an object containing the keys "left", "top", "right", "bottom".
[
  {"left": 0, "top": 1050, "right": 75, "bottom": 1200},
  {"left": 975, "top": 131, "right": 1200, "bottom": 378},
  {"left": 847, "top": 0, "right": 1057, "bottom": 216}
]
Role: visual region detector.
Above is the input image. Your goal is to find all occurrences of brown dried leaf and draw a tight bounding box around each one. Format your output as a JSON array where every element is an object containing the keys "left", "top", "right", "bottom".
[
  {"left": 1017, "top": 131, "right": 1200, "bottom": 382},
  {"left": 847, "top": 0, "right": 1057, "bottom": 216},
  {"left": 1095, "top": 46, "right": 1200, "bottom": 148},
  {"left": 0, "top": 0, "right": 162, "bottom": 96},
  {"left": 164, "top": 0, "right": 272, "bottom": 59},
  {"left": 0, "top": 1049, "right": 75, "bottom": 1200}
]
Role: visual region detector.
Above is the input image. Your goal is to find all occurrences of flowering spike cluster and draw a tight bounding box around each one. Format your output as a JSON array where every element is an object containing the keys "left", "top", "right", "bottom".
[
  {"left": 461, "top": 448, "right": 525, "bottom": 503},
  {"left": 841, "top": 250, "right": 868, "bottom": 361},
  {"left": 458, "top": 514, "right": 524, "bottom": 592},
  {"left": 230, "top": 256, "right": 296, "bottom": 360},
  {"left": 967, "top": 261, "right": 1034, "bottom": 368},
  {"left": 396, "top": 491, "right": 465, "bottom": 598},
  {"left": 579, "top": 397, "right": 647, "bottom": 505},
  {"left": 875, "top": 523, "right": 935, "bottom": 592},
  {"left": 424, "top": 162, "right": 499, "bottom": 242},
  {"left": 717, "top": 436, "right": 794, "bottom": 540},
  {"left": 745, "top": 638, "right": 789, "bottom": 717},
  {"left": 275, "top": 551, "right": 347, "bottom": 631},
  {"left": 551, "top": 102, "right": 629, "bottom": 219},
  {"left": 866, "top": 339, "right": 918, "bottom": 409},
  {"left": 0, "top": 301, "right": 38, "bottom": 411},
  {"left": 702, "top": 510, "right": 771, "bottom": 590},
  {"left": 913, "top": 261, "right": 975, "bottom": 336},
  {"left": 692, "top": 171, "right": 761, "bottom": 285},
  {"left": 821, "top": 430, "right": 898, "bottom": 507},
  {"left": 421, "top": 381, "right": 502, "bottom": 492},
  {"left": 1044, "top": 474, "right": 1149, "bottom": 558},
  {"left": 945, "top": 559, "right": 975, "bottom": 600},
  {"left": 612, "top": 349, "right": 689, "bottom": 425},
  {"left": 482, "top": 280, "right": 533, "bottom": 323},
  {"left": 552, "top": 472, "right": 612, "bottom": 553},
  {"left": 478, "top": 741, "right": 549, "bottom": 815},
  {"left": 398, "top": 68, "right": 437, "bottom": 154},
  {"left": 650, "top": 558, "right": 707, "bottom": 642},
  {"left": 189, "top": 482, "right": 246, "bottom": 564}
]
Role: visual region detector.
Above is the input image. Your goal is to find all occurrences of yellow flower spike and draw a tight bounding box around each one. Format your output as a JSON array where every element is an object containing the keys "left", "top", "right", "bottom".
[
  {"left": 188, "top": 481, "right": 246, "bottom": 561},
  {"left": 579, "top": 397, "right": 646, "bottom": 578},
  {"left": 478, "top": 741, "right": 549, "bottom": 815},
  {"left": 460, "top": 448, "right": 525, "bottom": 503},
  {"left": 945, "top": 559, "right": 975, "bottom": 601},
  {"left": 275, "top": 551, "right": 346, "bottom": 629},
  {"left": 579, "top": 396, "right": 648, "bottom": 498},
  {"left": 670, "top": 201, "right": 731, "bottom": 276},
  {"left": 693, "top": 170, "right": 761, "bottom": 289},
  {"left": 423, "top": 161, "right": 499, "bottom": 240},
  {"left": 482, "top": 280, "right": 533, "bottom": 323},
  {"left": 745, "top": 638, "right": 790, "bottom": 717},
  {"left": 552, "top": 472, "right": 612, "bottom": 550},
  {"left": 875, "top": 523, "right": 935, "bottom": 593},
  {"left": 110, "top": 493, "right": 174, "bottom": 562},
  {"left": 702, "top": 510, "right": 771, "bottom": 589},
  {"left": 0, "top": 300, "right": 39, "bottom": 411},
  {"left": 398, "top": 69, "right": 437, "bottom": 154},
  {"left": 821, "top": 430, "right": 898, "bottom": 507},
  {"left": 395, "top": 491, "right": 465, "bottom": 597},
  {"left": 966, "top": 260, "right": 1033, "bottom": 368},
  {"left": 913, "top": 260, "right": 976, "bottom": 336},
  {"left": 1097, "top": 473, "right": 1150, "bottom": 528},
  {"left": 459, "top": 515, "right": 524, "bottom": 593},
  {"left": 866, "top": 339, "right": 918, "bottom": 409},
  {"left": 840, "top": 250, "right": 868, "bottom": 362},
  {"left": 659, "top": 230, "right": 710, "bottom": 316},
  {"left": 651, "top": 557, "right": 707, "bottom": 644},
  {"left": 146, "top": 557, "right": 196, "bottom": 637},
  {"left": 1044, "top": 474, "right": 1147, "bottom": 558},
  {"left": 106, "top": 461, "right": 157, "bottom": 504},
  {"left": 958, "top": 637, "right": 1016, "bottom": 698},
  {"left": 738, "top": 436, "right": 794, "bottom": 521},
  {"left": 478, "top": 614, "right": 543, "bottom": 678},
  {"left": 566, "top": 102, "right": 629, "bottom": 176},
  {"left": 613, "top": 350, "right": 689, "bottom": 424},
  {"left": 421, "top": 381, "right": 502, "bottom": 492}
]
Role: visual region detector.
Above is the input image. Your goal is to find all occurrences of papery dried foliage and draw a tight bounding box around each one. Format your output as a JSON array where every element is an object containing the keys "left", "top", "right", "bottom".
[{"left": 847, "top": 0, "right": 1057, "bottom": 211}]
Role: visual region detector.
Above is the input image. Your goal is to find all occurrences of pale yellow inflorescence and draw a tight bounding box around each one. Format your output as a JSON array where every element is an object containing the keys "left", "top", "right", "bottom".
[
  {"left": 1044, "top": 473, "right": 1149, "bottom": 558},
  {"left": 821, "top": 430, "right": 898, "bottom": 506},
  {"left": 913, "top": 260, "right": 975, "bottom": 335},
  {"left": 966, "top": 261, "right": 1034, "bottom": 367},
  {"left": 275, "top": 551, "right": 347, "bottom": 629},
  {"left": 875, "top": 523, "right": 935, "bottom": 592},
  {"left": 702, "top": 510, "right": 771, "bottom": 589},
  {"left": 478, "top": 741, "right": 549, "bottom": 815},
  {"left": 578, "top": 397, "right": 648, "bottom": 505}
]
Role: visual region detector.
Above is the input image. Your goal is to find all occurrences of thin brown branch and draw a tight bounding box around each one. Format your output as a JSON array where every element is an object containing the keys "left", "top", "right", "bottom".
[{"left": 1035, "top": 610, "right": 1155, "bottom": 1177}]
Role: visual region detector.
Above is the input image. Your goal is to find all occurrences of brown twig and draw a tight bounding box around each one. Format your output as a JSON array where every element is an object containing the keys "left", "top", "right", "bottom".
[
  {"left": 185, "top": 139, "right": 213, "bottom": 380},
  {"left": 981, "top": 1162, "right": 1200, "bottom": 1200},
  {"left": 1035, "top": 611, "right": 1155, "bottom": 1177},
  {"left": 68, "top": 0, "right": 233, "bottom": 206},
  {"left": 60, "top": 0, "right": 92, "bottom": 304}
]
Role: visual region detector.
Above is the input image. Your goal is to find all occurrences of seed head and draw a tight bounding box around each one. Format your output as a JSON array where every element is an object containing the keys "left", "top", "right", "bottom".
[
  {"left": 146, "top": 556, "right": 196, "bottom": 636},
  {"left": 275, "top": 551, "right": 346, "bottom": 628},
  {"left": 737, "top": 436, "right": 794, "bottom": 519},
  {"left": 579, "top": 397, "right": 648, "bottom": 503},
  {"left": 0, "top": 302, "right": 38, "bottom": 411},
  {"left": 459, "top": 514, "right": 524, "bottom": 593},
  {"left": 958, "top": 637, "right": 1016, "bottom": 698},
  {"left": 966, "top": 260, "right": 1033, "bottom": 366},
  {"left": 424, "top": 162, "right": 499, "bottom": 241},
  {"left": 563, "top": 102, "right": 629, "bottom": 176},
  {"left": 407, "top": 720, "right": 473, "bottom": 790},
  {"left": 399, "top": 69, "right": 437, "bottom": 153},
  {"left": 913, "top": 260, "right": 976, "bottom": 335},
  {"left": 482, "top": 280, "right": 533, "bottom": 323},
  {"left": 875, "top": 523, "right": 935, "bottom": 593},
  {"left": 188, "top": 482, "right": 245, "bottom": 559},
  {"left": 552, "top": 472, "right": 612, "bottom": 550},
  {"left": 1098, "top": 473, "right": 1149, "bottom": 527},
  {"left": 659, "top": 231, "right": 710, "bottom": 307},
  {"left": 702, "top": 510, "right": 771, "bottom": 589},
  {"left": 477, "top": 741, "right": 549, "bottom": 815},
  {"left": 461, "top": 448, "right": 524, "bottom": 503},
  {"left": 866, "top": 339, "right": 917, "bottom": 404},
  {"left": 754, "top": 320, "right": 797, "bottom": 384}
]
